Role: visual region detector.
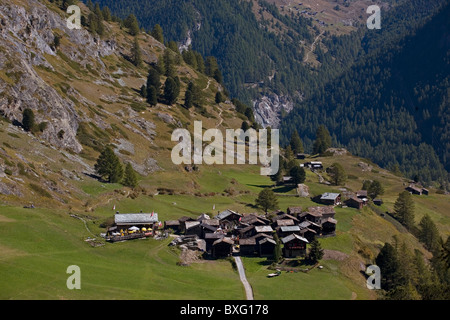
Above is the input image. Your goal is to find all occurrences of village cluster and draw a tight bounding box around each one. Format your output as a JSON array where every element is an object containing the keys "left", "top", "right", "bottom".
[{"left": 104, "top": 188, "right": 375, "bottom": 259}]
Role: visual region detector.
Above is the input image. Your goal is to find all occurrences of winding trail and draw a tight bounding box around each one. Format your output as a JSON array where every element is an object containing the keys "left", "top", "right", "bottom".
[
  {"left": 304, "top": 31, "right": 325, "bottom": 63},
  {"left": 234, "top": 256, "right": 254, "bottom": 300}
]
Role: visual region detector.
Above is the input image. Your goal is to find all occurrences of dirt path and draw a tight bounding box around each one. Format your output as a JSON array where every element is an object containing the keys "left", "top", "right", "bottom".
[
  {"left": 304, "top": 31, "right": 324, "bottom": 63},
  {"left": 234, "top": 256, "right": 254, "bottom": 300}
]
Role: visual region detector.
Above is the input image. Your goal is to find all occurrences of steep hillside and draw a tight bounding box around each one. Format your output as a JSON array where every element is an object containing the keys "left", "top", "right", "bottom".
[
  {"left": 0, "top": 0, "right": 244, "bottom": 208},
  {"left": 0, "top": 0, "right": 449, "bottom": 301}
]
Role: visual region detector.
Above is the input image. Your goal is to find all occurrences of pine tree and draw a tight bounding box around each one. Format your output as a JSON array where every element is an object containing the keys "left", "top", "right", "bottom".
[
  {"left": 22, "top": 108, "right": 35, "bottom": 132},
  {"left": 131, "top": 36, "right": 142, "bottom": 67},
  {"left": 313, "top": 125, "right": 332, "bottom": 155},
  {"left": 309, "top": 239, "right": 324, "bottom": 263},
  {"left": 122, "top": 163, "right": 138, "bottom": 188},
  {"left": 151, "top": 24, "right": 164, "bottom": 43},
  {"left": 94, "top": 146, "right": 123, "bottom": 183},
  {"left": 393, "top": 191, "right": 415, "bottom": 229},
  {"left": 140, "top": 85, "right": 147, "bottom": 98},
  {"left": 290, "top": 130, "right": 304, "bottom": 154},
  {"left": 376, "top": 242, "right": 401, "bottom": 291},
  {"left": 146, "top": 86, "right": 158, "bottom": 106},
  {"left": 273, "top": 233, "right": 283, "bottom": 262},
  {"left": 124, "top": 14, "right": 139, "bottom": 36},
  {"left": 102, "top": 6, "right": 112, "bottom": 22},
  {"left": 94, "top": 3, "right": 103, "bottom": 21},
  {"left": 290, "top": 166, "right": 306, "bottom": 185},
  {"left": 328, "top": 162, "right": 347, "bottom": 186},
  {"left": 368, "top": 180, "right": 384, "bottom": 199},
  {"left": 163, "top": 49, "right": 176, "bottom": 78},
  {"left": 255, "top": 188, "right": 278, "bottom": 213},
  {"left": 184, "top": 88, "right": 193, "bottom": 109},
  {"left": 215, "top": 91, "right": 224, "bottom": 104},
  {"left": 146, "top": 67, "right": 160, "bottom": 90},
  {"left": 163, "top": 77, "right": 179, "bottom": 105},
  {"left": 418, "top": 214, "right": 441, "bottom": 253}
]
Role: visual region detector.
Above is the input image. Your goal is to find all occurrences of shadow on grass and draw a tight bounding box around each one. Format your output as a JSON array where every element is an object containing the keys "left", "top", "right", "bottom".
[{"left": 273, "top": 185, "right": 296, "bottom": 193}]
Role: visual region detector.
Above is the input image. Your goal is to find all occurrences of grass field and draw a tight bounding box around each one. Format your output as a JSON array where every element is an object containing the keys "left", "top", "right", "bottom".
[
  {"left": 0, "top": 205, "right": 243, "bottom": 300},
  {"left": 1, "top": 151, "right": 448, "bottom": 300}
]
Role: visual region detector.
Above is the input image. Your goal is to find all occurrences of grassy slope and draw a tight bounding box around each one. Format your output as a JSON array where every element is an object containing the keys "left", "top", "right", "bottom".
[{"left": 1, "top": 0, "right": 449, "bottom": 300}]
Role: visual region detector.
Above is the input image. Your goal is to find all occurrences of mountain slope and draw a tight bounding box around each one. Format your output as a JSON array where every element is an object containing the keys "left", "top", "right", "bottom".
[{"left": 281, "top": 0, "right": 450, "bottom": 185}]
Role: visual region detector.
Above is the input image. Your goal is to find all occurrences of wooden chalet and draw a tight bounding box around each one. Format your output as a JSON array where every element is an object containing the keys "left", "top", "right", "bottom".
[
  {"left": 373, "top": 199, "right": 383, "bottom": 206},
  {"left": 282, "top": 234, "right": 308, "bottom": 258},
  {"left": 240, "top": 213, "right": 270, "bottom": 226},
  {"left": 321, "top": 217, "right": 337, "bottom": 236},
  {"left": 345, "top": 196, "right": 364, "bottom": 210},
  {"left": 303, "top": 161, "right": 323, "bottom": 170},
  {"left": 204, "top": 232, "right": 225, "bottom": 254},
  {"left": 356, "top": 190, "right": 368, "bottom": 199},
  {"left": 185, "top": 221, "right": 202, "bottom": 237},
  {"left": 282, "top": 176, "right": 294, "bottom": 184},
  {"left": 278, "top": 225, "right": 301, "bottom": 238},
  {"left": 258, "top": 237, "right": 277, "bottom": 257},
  {"left": 178, "top": 216, "right": 196, "bottom": 234},
  {"left": 212, "top": 237, "right": 234, "bottom": 258},
  {"left": 215, "top": 210, "right": 242, "bottom": 230},
  {"left": 299, "top": 227, "right": 317, "bottom": 242},
  {"left": 319, "top": 193, "right": 341, "bottom": 206},
  {"left": 164, "top": 220, "right": 181, "bottom": 233},
  {"left": 107, "top": 213, "right": 159, "bottom": 242},
  {"left": 287, "top": 206, "right": 303, "bottom": 216},
  {"left": 239, "top": 238, "right": 257, "bottom": 256},
  {"left": 406, "top": 184, "right": 428, "bottom": 195},
  {"left": 296, "top": 153, "right": 306, "bottom": 160}
]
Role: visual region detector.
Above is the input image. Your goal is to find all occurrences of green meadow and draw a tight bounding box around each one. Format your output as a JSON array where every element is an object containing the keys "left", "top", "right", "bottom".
[{"left": 1, "top": 153, "right": 448, "bottom": 300}]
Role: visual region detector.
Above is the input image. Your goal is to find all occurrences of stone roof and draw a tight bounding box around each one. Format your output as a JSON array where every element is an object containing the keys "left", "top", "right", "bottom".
[
  {"left": 115, "top": 213, "right": 159, "bottom": 225},
  {"left": 281, "top": 233, "right": 309, "bottom": 244},
  {"left": 320, "top": 193, "right": 341, "bottom": 201}
]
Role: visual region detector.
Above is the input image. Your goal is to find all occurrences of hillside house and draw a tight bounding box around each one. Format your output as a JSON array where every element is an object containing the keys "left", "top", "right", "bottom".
[
  {"left": 185, "top": 221, "right": 202, "bottom": 237},
  {"left": 164, "top": 220, "right": 180, "bottom": 233},
  {"left": 287, "top": 206, "right": 303, "bottom": 216},
  {"left": 282, "top": 234, "right": 308, "bottom": 257},
  {"left": 345, "top": 196, "right": 364, "bottom": 210},
  {"left": 304, "top": 161, "right": 323, "bottom": 170},
  {"left": 319, "top": 193, "right": 341, "bottom": 206},
  {"left": 373, "top": 199, "right": 383, "bottom": 206},
  {"left": 212, "top": 237, "right": 234, "bottom": 258},
  {"left": 406, "top": 184, "right": 429, "bottom": 195}
]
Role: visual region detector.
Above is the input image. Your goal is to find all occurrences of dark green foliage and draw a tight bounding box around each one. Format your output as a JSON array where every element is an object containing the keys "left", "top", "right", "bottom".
[
  {"left": 418, "top": 214, "right": 441, "bottom": 253},
  {"left": 312, "top": 125, "right": 331, "bottom": 155},
  {"left": 308, "top": 239, "right": 324, "bottom": 263},
  {"left": 124, "top": 14, "right": 140, "bottom": 36},
  {"left": 22, "top": 108, "right": 35, "bottom": 132},
  {"left": 140, "top": 85, "right": 147, "bottom": 98},
  {"left": 255, "top": 188, "right": 278, "bottom": 213},
  {"left": 289, "top": 130, "right": 304, "bottom": 154},
  {"left": 146, "top": 67, "right": 160, "bottom": 91},
  {"left": 376, "top": 242, "right": 401, "bottom": 292},
  {"left": 146, "top": 86, "right": 158, "bottom": 106},
  {"left": 184, "top": 88, "right": 193, "bottom": 109},
  {"left": 94, "top": 146, "right": 123, "bottom": 183},
  {"left": 131, "top": 36, "right": 142, "bottom": 66},
  {"left": 215, "top": 91, "right": 223, "bottom": 104},
  {"left": 289, "top": 166, "right": 305, "bottom": 185},
  {"left": 393, "top": 191, "right": 415, "bottom": 230},
  {"left": 122, "top": 163, "right": 138, "bottom": 188},
  {"left": 273, "top": 233, "right": 282, "bottom": 263},
  {"left": 328, "top": 162, "right": 347, "bottom": 186},
  {"left": 151, "top": 24, "right": 164, "bottom": 43},
  {"left": 367, "top": 180, "right": 384, "bottom": 199},
  {"left": 163, "top": 77, "right": 179, "bottom": 105}
]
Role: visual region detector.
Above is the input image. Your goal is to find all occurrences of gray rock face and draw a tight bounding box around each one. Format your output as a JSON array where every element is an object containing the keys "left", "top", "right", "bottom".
[
  {"left": 0, "top": 2, "right": 117, "bottom": 153},
  {"left": 253, "top": 94, "right": 294, "bottom": 129}
]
